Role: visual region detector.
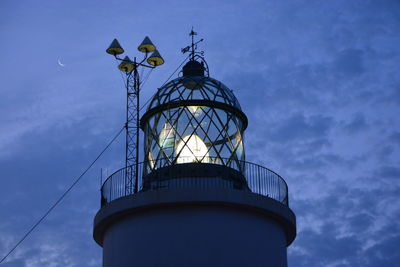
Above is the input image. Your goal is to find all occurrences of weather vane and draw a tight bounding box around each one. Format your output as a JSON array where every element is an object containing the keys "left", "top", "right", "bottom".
[{"left": 181, "top": 27, "right": 204, "bottom": 60}]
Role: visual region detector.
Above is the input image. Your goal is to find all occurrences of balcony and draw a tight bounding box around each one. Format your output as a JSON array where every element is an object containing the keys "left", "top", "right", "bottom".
[{"left": 100, "top": 158, "right": 289, "bottom": 207}]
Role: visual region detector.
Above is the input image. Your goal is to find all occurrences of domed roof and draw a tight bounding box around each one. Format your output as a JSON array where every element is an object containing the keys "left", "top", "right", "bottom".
[{"left": 147, "top": 76, "right": 242, "bottom": 111}]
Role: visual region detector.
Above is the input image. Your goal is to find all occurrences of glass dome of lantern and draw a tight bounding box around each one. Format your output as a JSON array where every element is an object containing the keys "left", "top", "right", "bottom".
[{"left": 141, "top": 59, "right": 247, "bottom": 169}]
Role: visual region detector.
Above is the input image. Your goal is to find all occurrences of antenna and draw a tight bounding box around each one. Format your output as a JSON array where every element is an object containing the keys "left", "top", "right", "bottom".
[{"left": 181, "top": 27, "right": 204, "bottom": 60}]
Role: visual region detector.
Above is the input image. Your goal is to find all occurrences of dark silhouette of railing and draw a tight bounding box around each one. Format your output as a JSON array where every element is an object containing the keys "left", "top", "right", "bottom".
[{"left": 100, "top": 158, "right": 288, "bottom": 207}]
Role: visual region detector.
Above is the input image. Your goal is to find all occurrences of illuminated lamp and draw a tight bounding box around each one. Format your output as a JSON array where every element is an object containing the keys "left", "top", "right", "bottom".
[{"left": 176, "top": 134, "right": 209, "bottom": 163}]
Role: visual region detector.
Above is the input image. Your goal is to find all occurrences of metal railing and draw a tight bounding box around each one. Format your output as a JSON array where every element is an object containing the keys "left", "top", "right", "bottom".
[{"left": 100, "top": 158, "right": 288, "bottom": 207}]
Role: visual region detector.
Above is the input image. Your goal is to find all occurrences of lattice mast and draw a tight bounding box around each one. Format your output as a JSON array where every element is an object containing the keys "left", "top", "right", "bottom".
[{"left": 124, "top": 66, "right": 140, "bottom": 194}]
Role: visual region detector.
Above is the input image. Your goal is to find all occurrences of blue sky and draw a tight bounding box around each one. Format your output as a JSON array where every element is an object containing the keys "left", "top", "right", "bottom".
[{"left": 0, "top": 0, "right": 399, "bottom": 266}]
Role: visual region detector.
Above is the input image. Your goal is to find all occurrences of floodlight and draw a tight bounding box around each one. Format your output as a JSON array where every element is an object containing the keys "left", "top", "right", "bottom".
[
  {"left": 106, "top": 39, "right": 124, "bottom": 55},
  {"left": 147, "top": 50, "right": 164, "bottom": 66},
  {"left": 138, "top": 36, "right": 156, "bottom": 53},
  {"left": 118, "top": 56, "right": 135, "bottom": 72}
]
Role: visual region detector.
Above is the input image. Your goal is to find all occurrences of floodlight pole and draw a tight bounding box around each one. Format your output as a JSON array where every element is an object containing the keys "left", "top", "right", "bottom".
[
  {"left": 106, "top": 37, "right": 164, "bottom": 195},
  {"left": 134, "top": 58, "right": 140, "bottom": 194}
]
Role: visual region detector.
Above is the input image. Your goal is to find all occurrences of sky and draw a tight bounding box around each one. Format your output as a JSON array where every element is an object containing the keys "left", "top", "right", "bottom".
[{"left": 0, "top": 0, "right": 399, "bottom": 266}]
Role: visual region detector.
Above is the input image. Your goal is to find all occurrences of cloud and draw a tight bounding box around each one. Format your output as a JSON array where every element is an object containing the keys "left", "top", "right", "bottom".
[
  {"left": 389, "top": 132, "right": 400, "bottom": 144},
  {"left": 333, "top": 49, "right": 365, "bottom": 77},
  {"left": 268, "top": 114, "right": 334, "bottom": 144},
  {"left": 375, "top": 165, "right": 400, "bottom": 179},
  {"left": 343, "top": 113, "right": 368, "bottom": 134},
  {"left": 290, "top": 178, "right": 400, "bottom": 266}
]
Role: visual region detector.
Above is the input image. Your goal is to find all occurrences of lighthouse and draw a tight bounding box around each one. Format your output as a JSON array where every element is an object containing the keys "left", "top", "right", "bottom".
[{"left": 94, "top": 33, "right": 296, "bottom": 267}]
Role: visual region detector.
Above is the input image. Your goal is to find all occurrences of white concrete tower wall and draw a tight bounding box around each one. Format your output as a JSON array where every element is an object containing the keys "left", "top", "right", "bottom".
[{"left": 94, "top": 189, "right": 296, "bottom": 267}]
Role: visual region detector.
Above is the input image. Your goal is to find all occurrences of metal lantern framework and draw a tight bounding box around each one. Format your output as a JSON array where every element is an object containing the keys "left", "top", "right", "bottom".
[
  {"left": 106, "top": 36, "right": 164, "bottom": 194},
  {"left": 141, "top": 74, "right": 248, "bottom": 173}
]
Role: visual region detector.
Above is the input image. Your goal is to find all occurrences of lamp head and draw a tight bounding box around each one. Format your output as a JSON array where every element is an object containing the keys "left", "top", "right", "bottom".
[
  {"left": 147, "top": 50, "right": 165, "bottom": 66},
  {"left": 138, "top": 36, "right": 156, "bottom": 53},
  {"left": 118, "top": 56, "right": 135, "bottom": 72},
  {"left": 106, "top": 38, "right": 124, "bottom": 56}
]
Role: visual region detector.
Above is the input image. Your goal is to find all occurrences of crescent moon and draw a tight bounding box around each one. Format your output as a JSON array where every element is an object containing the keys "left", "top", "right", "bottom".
[{"left": 58, "top": 59, "right": 65, "bottom": 67}]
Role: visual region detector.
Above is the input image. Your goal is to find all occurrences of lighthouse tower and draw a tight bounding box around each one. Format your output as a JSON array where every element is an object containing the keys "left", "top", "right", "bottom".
[{"left": 94, "top": 35, "right": 296, "bottom": 267}]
